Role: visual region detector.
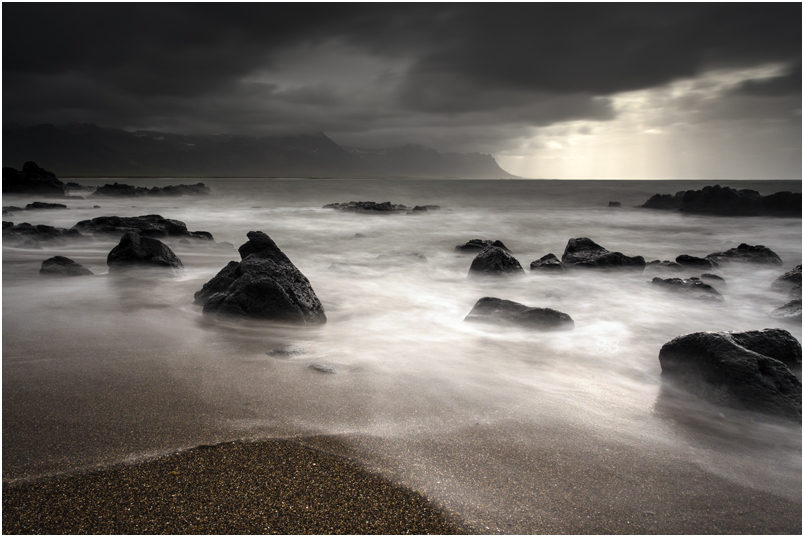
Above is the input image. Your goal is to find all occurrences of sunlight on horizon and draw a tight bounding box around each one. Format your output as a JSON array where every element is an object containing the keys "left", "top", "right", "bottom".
[{"left": 498, "top": 63, "right": 800, "bottom": 180}]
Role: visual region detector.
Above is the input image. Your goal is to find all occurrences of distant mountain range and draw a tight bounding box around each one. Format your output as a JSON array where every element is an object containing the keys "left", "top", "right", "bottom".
[{"left": 2, "top": 123, "right": 518, "bottom": 179}]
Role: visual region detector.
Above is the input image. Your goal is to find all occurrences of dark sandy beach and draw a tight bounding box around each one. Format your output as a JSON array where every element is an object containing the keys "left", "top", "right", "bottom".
[
  {"left": 4, "top": 429, "right": 802, "bottom": 535},
  {"left": 2, "top": 438, "right": 469, "bottom": 534}
]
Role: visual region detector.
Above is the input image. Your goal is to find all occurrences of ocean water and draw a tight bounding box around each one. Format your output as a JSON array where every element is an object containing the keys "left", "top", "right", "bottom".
[{"left": 3, "top": 178, "right": 801, "bottom": 529}]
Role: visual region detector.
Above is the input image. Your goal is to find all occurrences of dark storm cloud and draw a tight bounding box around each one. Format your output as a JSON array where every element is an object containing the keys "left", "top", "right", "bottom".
[{"left": 3, "top": 3, "right": 800, "bottom": 150}]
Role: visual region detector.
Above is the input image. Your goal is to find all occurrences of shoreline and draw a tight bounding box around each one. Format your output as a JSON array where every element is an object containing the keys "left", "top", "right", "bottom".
[
  {"left": 4, "top": 429, "right": 802, "bottom": 535},
  {"left": 2, "top": 438, "right": 471, "bottom": 535}
]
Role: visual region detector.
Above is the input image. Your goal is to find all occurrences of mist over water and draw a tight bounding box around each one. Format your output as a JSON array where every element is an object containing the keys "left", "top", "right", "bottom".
[{"left": 3, "top": 178, "right": 801, "bottom": 529}]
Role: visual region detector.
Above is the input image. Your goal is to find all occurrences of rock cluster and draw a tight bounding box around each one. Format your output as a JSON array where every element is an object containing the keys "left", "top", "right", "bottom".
[
  {"left": 465, "top": 297, "right": 574, "bottom": 331},
  {"left": 74, "top": 214, "right": 213, "bottom": 240},
  {"left": 640, "top": 185, "right": 801, "bottom": 217},
  {"left": 194, "top": 231, "right": 326, "bottom": 324},
  {"left": 659, "top": 329, "right": 801, "bottom": 421},
  {"left": 3, "top": 221, "right": 87, "bottom": 248},
  {"left": 323, "top": 201, "right": 440, "bottom": 214},
  {"left": 93, "top": 182, "right": 210, "bottom": 197}
]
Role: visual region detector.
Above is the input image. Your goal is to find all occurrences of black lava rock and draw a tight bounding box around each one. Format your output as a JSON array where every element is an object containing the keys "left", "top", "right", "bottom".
[
  {"left": 530, "top": 253, "right": 566, "bottom": 272},
  {"left": 561, "top": 237, "right": 645, "bottom": 270},
  {"left": 455, "top": 239, "right": 510, "bottom": 252},
  {"left": 40, "top": 256, "right": 93, "bottom": 277},
  {"left": 468, "top": 246, "right": 524, "bottom": 277},
  {"left": 706, "top": 244, "right": 783, "bottom": 265},
  {"left": 195, "top": 231, "right": 326, "bottom": 324},
  {"left": 465, "top": 297, "right": 574, "bottom": 331},
  {"left": 658, "top": 329, "right": 802, "bottom": 421},
  {"left": 107, "top": 232, "right": 184, "bottom": 271}
]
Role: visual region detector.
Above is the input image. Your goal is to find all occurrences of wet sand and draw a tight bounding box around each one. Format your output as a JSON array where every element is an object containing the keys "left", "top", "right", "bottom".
[
  {"left": 2, "top": 438, "right": 469, "bottom": 535},
  {"left": 4, "top": 430, "right": 801, "bottom": 535}
]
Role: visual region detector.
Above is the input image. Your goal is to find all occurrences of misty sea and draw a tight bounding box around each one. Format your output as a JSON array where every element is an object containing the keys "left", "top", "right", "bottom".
[{"left": 3, "top": 177, "right": 801, "bottom": 532}]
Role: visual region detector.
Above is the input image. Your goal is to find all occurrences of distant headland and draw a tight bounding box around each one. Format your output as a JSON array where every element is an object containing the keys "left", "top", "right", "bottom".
[{"left": 2, "top": 123, "right": 518, "bottom": 179}]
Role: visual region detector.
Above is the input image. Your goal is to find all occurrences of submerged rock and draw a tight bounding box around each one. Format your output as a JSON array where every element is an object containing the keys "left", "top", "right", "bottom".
[
  {"left": 700, "top": 273, "right": 727, "bottom": 288},
  {"left": 324, "top": 201, "right": 410, "bottom": 213},
  {"left": 195, "top": 231, "right": 326, "bottom": 324},
  {"left": 468, "top": 246, "right": 524, "bottom": 277},
  {"left": 40, "top": 256, "right": 93, "bottom": 277},
  {"left": 644, "top": 260, "right": 684, "bottom": 275},
  {"left": 107, "top": 232, "right": 184, "bottom": 271},
  {"left": 658, "top": 329, "right": 802, "bottom": 421},
  {"left": 465, "top": 297, "right": 574, "bottom": 331},
  {"left": 455, "top": 239, "right": 510, "bottom": 252},
  {"left": 530, "top": 253, "right": 566, "bottom": 272},
  {"left": 770, "top": 299, "right": 802, "bottom": 321},
  {"left": 376, "top": 252, "right": 428, "bottom": 264},
  {"left": 25, "top": 202, "right": 68, "bottom": 210},
  {"left": 651, "top": 277, "right": 724, "bottom": 301},
  {"left": 771, "top": 265, "right": 802, "bottom": 297},
  {"left": 561, "top": 237, "right": 645, "bottom": 270},
  {"left": 309, "top": 363, "right": 337, "bottom": 374},
  {"left": 639, "top": 191, "right": 687, "bottom": 210},
  {"left": 706, "top": 244, "right": 783, "bottom": 265},
  {"left": 675, "top": 254, "right": 719, "bottom": 271}
]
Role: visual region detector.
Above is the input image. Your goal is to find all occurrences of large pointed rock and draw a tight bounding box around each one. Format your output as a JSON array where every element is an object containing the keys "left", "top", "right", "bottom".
[
  {"left": 195, "top": 231, "right": 326, "bottom": 324},
  {"left": 658, "top": 329, "right": 801, "bottom": 421},
  {"left": 107, "top": 232, "right": 183, "bottom": 271}
]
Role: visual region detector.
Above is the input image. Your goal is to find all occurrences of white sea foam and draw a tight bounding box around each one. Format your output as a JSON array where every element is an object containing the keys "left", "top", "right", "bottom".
[{"left": 3, "top": 178, "right": 801, "bottom": 508}]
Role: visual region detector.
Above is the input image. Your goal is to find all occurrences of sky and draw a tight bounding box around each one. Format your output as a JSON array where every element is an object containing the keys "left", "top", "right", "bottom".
[{"left": 3, "top": 3, "right": 801, "bottom": 179}]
